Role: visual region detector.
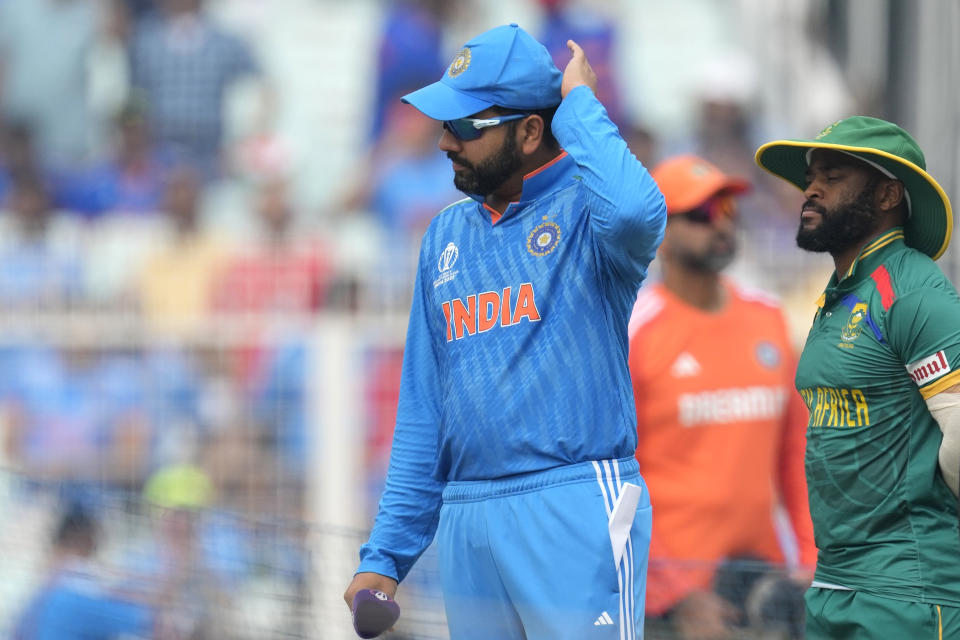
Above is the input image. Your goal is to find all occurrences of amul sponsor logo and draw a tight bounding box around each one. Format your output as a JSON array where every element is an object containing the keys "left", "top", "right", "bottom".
[{"left": 906, "top": 351, "right": 951, "bottom": 386}]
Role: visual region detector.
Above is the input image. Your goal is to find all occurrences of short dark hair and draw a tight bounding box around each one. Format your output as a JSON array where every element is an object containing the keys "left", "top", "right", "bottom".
[{"left": 493, "top": 105, "right": 560, "bottom": 150}]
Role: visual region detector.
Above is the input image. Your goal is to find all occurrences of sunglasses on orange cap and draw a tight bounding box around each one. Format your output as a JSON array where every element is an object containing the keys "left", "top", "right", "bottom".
[{"left": 672, "top": 194, "right": 739, "bottom": 224}]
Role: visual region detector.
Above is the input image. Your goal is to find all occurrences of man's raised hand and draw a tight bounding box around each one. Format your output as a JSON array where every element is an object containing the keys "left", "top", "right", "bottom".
[{"left": 561, "top": 39, "right": 598, "bottom": 98}]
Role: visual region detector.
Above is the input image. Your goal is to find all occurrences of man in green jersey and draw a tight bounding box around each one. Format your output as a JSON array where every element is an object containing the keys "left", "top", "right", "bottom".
[{"left": 756, "top": 116, "right": 960, "bottom": 639}]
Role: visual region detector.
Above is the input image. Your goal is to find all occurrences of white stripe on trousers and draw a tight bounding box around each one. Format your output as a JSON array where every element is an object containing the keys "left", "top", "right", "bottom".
[{"left": 592, "top": 460, "right": 636, "bottom": 640}]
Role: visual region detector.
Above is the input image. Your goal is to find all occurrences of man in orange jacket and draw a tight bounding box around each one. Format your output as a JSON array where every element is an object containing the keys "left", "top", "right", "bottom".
[{"left": 629, "top": 155, "right": 816, "bottom": 640}]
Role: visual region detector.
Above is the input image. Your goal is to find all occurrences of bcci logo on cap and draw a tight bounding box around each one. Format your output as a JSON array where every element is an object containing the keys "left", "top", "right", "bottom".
[
  {"left": 434, "top": 242, "right": 460, "bottom": 288},
  {"left": 448, "top": 48, "right": 471, "bottom": 77},
  {"left": 527, "top": 220, "right": 561, "bottom": 257}
]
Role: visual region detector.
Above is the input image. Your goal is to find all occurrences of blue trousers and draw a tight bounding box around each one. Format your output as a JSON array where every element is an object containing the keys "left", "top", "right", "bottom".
[{"left": 436, "top": 457, "right": 651, "bottom": 640}]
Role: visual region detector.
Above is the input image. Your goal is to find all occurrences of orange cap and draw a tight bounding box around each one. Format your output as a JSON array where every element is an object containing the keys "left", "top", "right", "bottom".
[{"left": 651, "top": 154, "right": 751, "bottom": 215}]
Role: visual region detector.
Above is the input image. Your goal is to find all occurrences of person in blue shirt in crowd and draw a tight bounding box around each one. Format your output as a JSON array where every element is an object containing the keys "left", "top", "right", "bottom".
[
  {"left": 13, "top": 506, "right": 154, "bottom": 640},
  {"left": 55, "top": 100, "right": 172, "bottom": 218},
  {"left": 129, "top": 0, "right": 261, "bottom": 178},
  {"left": 368, "top": 0, "right": 448, "bottom": 145},
  {"left": 538, "top": 0, "right": 625, "bottom": 128},
  {"left": 344, "top": 24, "right": 666, "bottom": 640}
]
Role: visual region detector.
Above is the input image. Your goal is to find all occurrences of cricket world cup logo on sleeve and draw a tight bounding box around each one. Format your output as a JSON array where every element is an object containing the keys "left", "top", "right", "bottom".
[
  {"left": 438, "top": 242, "right": 459, "bottom": 272},
  {"left": 434, "top": 242, "right": 460, "bottom": 288},
  {"left": 906, "top": 351, "right": 952, "bottom": 386}
]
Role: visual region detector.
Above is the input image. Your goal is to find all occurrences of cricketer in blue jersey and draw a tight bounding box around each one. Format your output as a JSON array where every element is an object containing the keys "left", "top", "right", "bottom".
[
  {"left": 344, "top": 24, "right": 666, "bottom": 640},
  {"left": 13, "top": 508, "right": 154, "bottom": 640}
]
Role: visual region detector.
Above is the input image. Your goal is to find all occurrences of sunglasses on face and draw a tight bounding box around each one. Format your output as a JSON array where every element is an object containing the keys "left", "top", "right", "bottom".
[
  {"left": 442, "top": 114, "right": 530, "bottom": 141},
  {"left": 674, "top": 194, "right": 739, "bottom": 224}
]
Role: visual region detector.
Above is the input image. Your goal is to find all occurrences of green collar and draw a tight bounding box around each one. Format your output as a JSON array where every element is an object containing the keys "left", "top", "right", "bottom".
[
  {"left": 817, "top": 227, "right": 905, "bottom": 310},
  {"left": 840, "top": 227, "right": 905, "bottom": 282}
]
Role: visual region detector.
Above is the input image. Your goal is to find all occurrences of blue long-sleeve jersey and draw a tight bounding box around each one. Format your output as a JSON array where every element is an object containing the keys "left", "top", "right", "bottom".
[{"left": 359, "top": 86, "right": 666, "bottom": 581}]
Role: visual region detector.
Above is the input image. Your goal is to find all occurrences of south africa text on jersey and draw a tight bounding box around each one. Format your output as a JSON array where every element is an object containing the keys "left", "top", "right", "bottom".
[
  {"left": 441, "top": 283, "right": 541, "bottom": 342},
  {"left": 798, "top": 386, "right": 870, "bottom": 428}
]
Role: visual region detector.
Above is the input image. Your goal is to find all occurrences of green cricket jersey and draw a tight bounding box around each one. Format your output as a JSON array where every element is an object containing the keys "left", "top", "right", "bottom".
[{"left": 796, "top": 227, "right": 960, "bottom": 605}]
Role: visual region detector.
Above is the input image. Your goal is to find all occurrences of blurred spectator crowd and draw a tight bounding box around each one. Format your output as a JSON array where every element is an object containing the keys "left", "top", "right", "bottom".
[
  {"left": 0, "top": 4, "right": 374, "bottom": 635},
  {"left": 0, "top": 0, "right": 854, "bottom": 637},
  {"left": 0, "top": 0, "right": 347, "bottom": 318},
  {"left": 0, "top": 0, "right": 814, "bottom": 324}
]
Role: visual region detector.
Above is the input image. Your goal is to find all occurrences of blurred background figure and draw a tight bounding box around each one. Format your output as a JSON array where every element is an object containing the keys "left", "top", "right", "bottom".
[
  {"left": 0, "top": 0, "right": 106, "bottom": 170},
  {"left": 332, "top": 0, "right": 463, "bottom": 312},
  {"left": 129, "top": 0, "right": 263, "bottom": 178},
  {"left": 688, "top": 52, "right": 761, "bottom": 173},
  {"left": 131, "top": 463, "right": 226, "bottom": 640},
  {"left": 362, "top": 347, "right": 404, "bottom": 502},
  {"left": 212, "top": 176, "right": 332, "bottom": 315},
  {"left": 629, "top": 155, "right": 815, "bottom": 640},
  {"left": 0, "top": 121, "right": 42, "bottom": 206},
  {"left": 1, "top": 338, "right": 153, "bottom": 502},
  {"left": 0, "top": 174, "right": 84, "bottom": 311},
  {"left": 339, "top": 0, "right": 458, "bottom": 231},
  {"left": 658, "top": 48, "right": 828, "bottom": 310},
  {"left": 623, "top": 120, "right": 659, "bottom": 170},
  {"left": 537, "top": 0, "right": 625, "bottom": 127},
  {"left": 368, "top": 0, "right": 448, "bottom": 146},
  {"left": 246, "top": 336, "right": 311, "bottom": 485},
  {"left": 136, "top": 165, "right": 231, "bottom": 334},
  {"left": 11, "top": 506, "right": 154, "bottom": 640},
  {"left": 675, "top": 52, "right": 799, "bottom": 242},
  {"left": 348, "top": 105, "right": 462, "bottom": 244},
  {"left": 56, "top": 98, "right": 171, "bottom": 219}
]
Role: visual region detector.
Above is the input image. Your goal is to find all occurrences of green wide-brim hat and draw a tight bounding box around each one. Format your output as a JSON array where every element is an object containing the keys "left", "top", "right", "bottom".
[{"left": 755, "top": 116, "right": 953, "bottom": 260}]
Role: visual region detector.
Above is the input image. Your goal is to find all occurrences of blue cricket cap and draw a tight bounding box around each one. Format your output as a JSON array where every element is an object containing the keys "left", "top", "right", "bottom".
[{"left": 401, "top": 23, "right": 562, "bottom": 121}]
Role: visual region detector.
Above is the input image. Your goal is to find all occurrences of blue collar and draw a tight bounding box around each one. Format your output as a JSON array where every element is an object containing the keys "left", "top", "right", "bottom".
[
  {"left": 517, "top": 150, "right": 576, "bottom": 203},
  {"left": 468, "top": 150, "right": 577, "bottom": 218}
]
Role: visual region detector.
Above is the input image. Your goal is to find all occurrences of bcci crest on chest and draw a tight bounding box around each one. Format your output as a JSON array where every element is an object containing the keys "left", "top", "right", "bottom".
[
  {"left": 840, "top": 302, "right": 869, "bottom": 342},
  {"left": 527, "top": 219, "right": 561, "bottom": 257}
]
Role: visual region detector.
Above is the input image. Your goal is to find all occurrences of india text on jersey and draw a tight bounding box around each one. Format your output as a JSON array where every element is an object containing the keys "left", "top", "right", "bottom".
[{"left": 441, "top": 283, "right": 542, "bottom": 342}]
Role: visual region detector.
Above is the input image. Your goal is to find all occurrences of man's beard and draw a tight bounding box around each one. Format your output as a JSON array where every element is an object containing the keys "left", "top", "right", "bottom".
[
  {"left": 674, "top": 233, "right": 737, "bottom": 273},
  {"left": 449, "top": 129, "right": 522, "bottom": 196},
  {"left": 796, "top": 178, "right": 883, "bottom": 253}
]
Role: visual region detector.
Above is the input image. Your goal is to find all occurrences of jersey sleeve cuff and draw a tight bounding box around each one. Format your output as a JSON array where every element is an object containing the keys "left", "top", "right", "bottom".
[
  {"left": 920, "top": 368, "right": 960, "bottom": 399},
  {"left": 357, "top": 548, "right": 402, "bottom": 583}
]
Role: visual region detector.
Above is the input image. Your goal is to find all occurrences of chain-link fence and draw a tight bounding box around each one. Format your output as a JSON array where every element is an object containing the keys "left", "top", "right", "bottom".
[
  {"left": 0, "top": 472, "right": 452, "bottom": 640},
  {"left": 1, "top": 473, "right": 811, "bottom": 639},
  {"left": 0, "top": 308, "right": 814, "bottom": 640}
]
